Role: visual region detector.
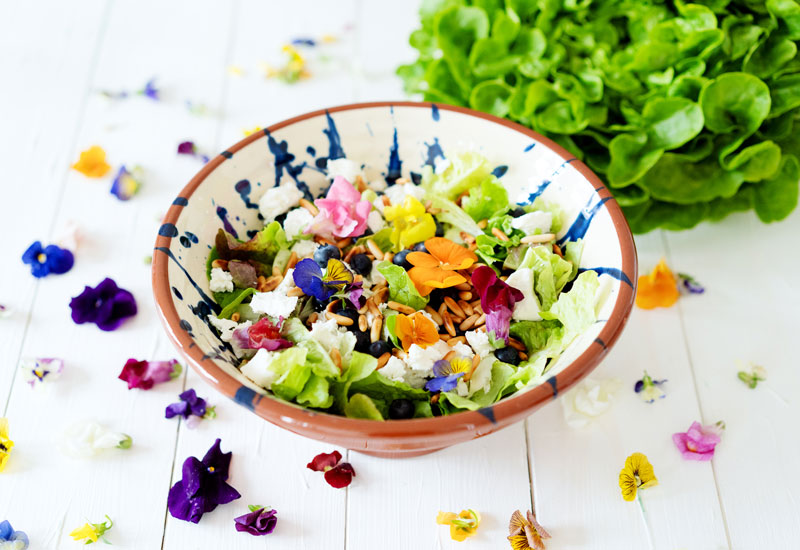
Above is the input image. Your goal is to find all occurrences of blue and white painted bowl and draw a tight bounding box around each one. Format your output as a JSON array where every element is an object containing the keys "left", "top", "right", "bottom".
[{"left": 152, "top": 102, "right": 637, "bottom": 457}]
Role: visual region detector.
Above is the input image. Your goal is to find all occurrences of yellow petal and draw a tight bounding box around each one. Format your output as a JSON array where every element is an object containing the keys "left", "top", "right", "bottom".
[
  {"left": 436, "top": 511, "right": 457, "bottom": 525},
  {"left": 69, "top": 524, "right": 98, "bottom": 542}
]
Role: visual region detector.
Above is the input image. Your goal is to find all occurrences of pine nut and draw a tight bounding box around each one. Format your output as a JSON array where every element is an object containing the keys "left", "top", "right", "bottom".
[
  {"left": 455, "top": 282, "right": 472, "bottom": 291},
  {"left": 491, "top": 227, "right": 509, "bottom": 241},
  {"left": 376, "top": 352, "right": 391, "bottom": 369},
  {"left": 442, "top": 310, "right": 456, "bottom": 337},
  {"left": 256, "top": 275, "right": 268, "bottom": 292},
  {"left": 465, "top": 354, "right": 481, "bottom": 381},
  {"left": 382, "top": 196, "right": 391, "bottom": 207},
  {"left": 358, "top": 314, "right": 368, "bottom": 332},
  {"left": 459, "top": 314, "right": 479, "bottom": 331},
  {"left": 388, "top": 301, "right": 415, "bottom": 315},
  {"left": 371, "top": 316, "right": 382, "bottom": 343},
  {"left": 262, "top": 275, "right": 282, "bottom": 292},
  {"left": 272, "top": 265, "right": 282, "bottom": 277},
  {"left": 458, "top": 300, "right": 473, "bottom": 317},
  {"left": 444, "top": 296, "right": 465, "bottom": 318},
  {"left": 447, "top": 336, "right": 466, "bottom": 346},
  {"left": 458, "top": 291, "right": 473, "bottom": 301},
  {"left": 367, "top": 299, "right": 381, "bottom": 318},
  {"left": 439, "top": 333, "right": 450, "bottom": 341},
  {"left": 336, "top": 237, "right": 352, "bottom": 249},
  {"left": 307, "top": 312, "right": 318, "bottom": 325},
  {"left": 508, "top": 338, "right": 526, "bottom": 352},
  {"left": 553, "top": 243, "right": 564, "bottom": 258},
  {"left": 519, "top": 351, "right": 529, "bottom": 360},
  {"left": 230, "top": 312, "right": 240, "bottom": 322},
  {"left": 366, "top": 239, "right": 383, "bottom": 258},
  {"left": 477, "top": 219, "right": 488, "bottom": 229},
  {"left": 286, "top": 251, "right": 299, "bottom": 271},
  {"left": 330, "top": 312, "right": 354, "bottom": 326},
  {"left": 211, "top": 259, "right": 229, "bottom": 270},
  {"left": 396, "top": 177, "right": 410, "bottom": 185},
  {"left": 287, "top": 287, "right": 305, "bottom": 297},
  {"left": 443, "top": 350, "right": 456, "bottom": 362},
  {"left": 330, "top": 348, "right": 343, "bottom": 372},
  {"left": 424, "top": 306, "right": 443, "bottom": 325},
  {"left": 521, "top": 233, "right": 556, "bottom": 244},
  {"left": 299, "top": 198, "right": 319, "bottom": 216},
  {"left": 475, "top": 313, "right": 486, "bottom": 326},
  {"left": 383, "top": 251, "right": 394, "bottom": 262}
]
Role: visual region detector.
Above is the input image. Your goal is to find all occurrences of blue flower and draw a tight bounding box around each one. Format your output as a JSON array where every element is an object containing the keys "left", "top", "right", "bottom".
[
  {"left": 292, "top": 258, "right": 353, "bottom": 302},
  {"left": 425, "top": 358, "right": 472, "bottom": 393},
  {"left": 634, "top": 371, "right": 667, "bottom": 403},
  {"left": 21, "top": 241, "right": 74, "bottom": 278},
  {"left": 110, "top": 165, "right": 142, "bottom": 201},
  {"left": 165, "top": 389, "right": 208, "bottom": 420},
  {"left": 140, "top": 78, "right": 159, "bottom": 100},
  {"left": 0, "top": 519, "right": 29, "bottom": 549}
]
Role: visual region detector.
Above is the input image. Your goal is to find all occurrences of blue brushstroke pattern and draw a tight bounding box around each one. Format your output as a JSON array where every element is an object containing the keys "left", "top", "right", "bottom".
[
  {"left": 158, "top": 223, "right": 179, "bottom": 238},
  {"left": 221, "top": 151, "right": 233, "bottom": 159},
  {"left": 172, "top": 286, "right": 183, "bottom": 300},
  {"left": 306, "top": 145, "right": 316, "bottom": 156},
  {"left": 431, "top": 103, "right": 440, "bottom": 121},
  {"left": 594, "top": 337, "right": 607, "bottom": 349},
  {"left": 524, "top": 143, "right": 536, "bottom": 152},
  {"left": 547, "top": 376, "right": 558, "bottom": 397},
  {"left": 579, "top": 267, "right": 633, "bottom": 288},
  {"left": 424, "top": 138, "right": 444, "bottom": 169},
  {"left": 477, "top": 407, "right": 496, "bottom": 424},
  {"left": 323, "top": 110, "right": 345, "bottom": 160},
  {"left": 492, "top": 165, "right": 508, "bottom": 178},
  {"left": 520, "top": 158, "right": 577, "bottom": 205},
  {"left": 173, "top": 197, "right": 188, "bottom": 206},
  {"left": 154, "top": 247, "right": 221, "bottom": 315},
  {"left": 180, "top": 236, "right": 191, "bottom": 247},
  {"left": 264, "top": 130, "right": 313, "bottom": 200},
  {"left": 216, "top": 206, "right": 238, "bottom": 238},
  {"left": 234, "top": 179, "right": 259, "bottom": 210},
  {"left": 557, "top": 196, "right": 612, "bottom": 246},
  {"left": 185, "top": 232, "right": 198, "bottom": 243},
  {"left": 387, "top": 127, "right": 402, "bottom": 185},
  {"left": 179, "top": 319, "right": 192, "bottom": 334},
  {"left": 234, "top": 385, "right": 263, "bottom": 410}
]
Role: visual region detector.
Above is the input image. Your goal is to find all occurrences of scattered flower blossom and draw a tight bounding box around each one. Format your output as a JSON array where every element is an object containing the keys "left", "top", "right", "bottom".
[
  {"left": 425, "top": 357, "right": 472, "bottom": 393},
  {"left": 68, "top": 516, "right": 113, "bottom": 545},
  {"left": 307, "top": 450, "right": 355, "bottom": 488},
  {"left": 234, "top": 505, "right": 278, "bottom": 536},
  {"left": 383, "top": 196, "right": 436, "bottom": 252},
  {"left": 0, "top": 419, "right": 14, "bottom": 472},
  {"left": 677, "top": 272, "right": 705, "bottom": 294},
  {"left": 673, "top": 421, "right": 724, "bottom": 461},
  {"left": 508, "top": 509, "right": 550, "bottom": 550},
  {"left": 291, "top": 37, "right": 317, "bottom": 46},
  {"left": 407, "top": 237, "right": 477, "bottom": 296},
  {"left": 71, "top": 145, "right": 111, "bottom": 178},
  {"left": 143, "top": 255, "right": 152, "bottom": 265},
  {"left": 305, "top": 177, "right": 371, "bottom": 239},
  {"left": 242, "top": 126, "right": 262, "bottom": 136},
  {"left": 634, "top": 371, "right": 667, "bottom": 403},
  {"left": 166, "top": 389, "right": 215, "bottom": 428},
  {"left": 110, "top": 165, "right": 143, "bottom": 201},
  {"left": 263, "top": 44, "right": 310, "bottom": 83},
  {"left": 58, "top": 420, "right": 132, "bottom": 459},
  {"left": 561, "top": 377, "right": 622, "bottom": 428},
  {"left": 177, "top": 141, "right": 210, "bottom": 163},
  {"left": 395, "top": 311, "right": 439, "bottom": 352},
  {"left": 436, "top": 509, "right": 481, "bottom": 542},
  {"left": 19, "top": 357, "right": 64, "bottom": 388},
  {"left": 619, "top": 452, "right": 658, "bottom": 502},
  {"left": 0, "top": 520, "right": 29, "bottom": 549},
  {"left": 0, "top": 305, "right": 10, "bottom": 319},
  {"left": 227, "top": 65, "right": 245, "bottom": 76},
  {"left": 21, "top": 241, "right": 74, "bottom": 278},
  {"left": 293, "top": 258, "right": 353, "bottom": 302},
  {"left": 99, "top": 77, "right": 159, "bottom": 101},
  {"left": 738, "top": 363, "right": 767, "bottom": 389},
  {"left": 472, "top": 265, "right": 524, "bottom": 344},
  {"left": 69, "top": 278, "right": 137, "bottom": 331},
  {"left": 54, "top": 221, "right": 82, "bottom": 252},
  {"left": 232, "top": 318, "right": 292, "bottom": 351},
  {"left": 118, "top": 358, "right": 181, "bottom": 390},
  {"left": 636, "top": 258, "right": 679, "bottom": 309},
  {"left": 168, "top": 439, "right": 241, "bottom": 523},
  {"left": 185, "top": 100, "right": 209, "bottom": 116}
]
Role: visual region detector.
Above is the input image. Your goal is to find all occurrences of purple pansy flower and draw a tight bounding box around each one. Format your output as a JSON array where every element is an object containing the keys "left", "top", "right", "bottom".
[
  {"left": 425, "top": 358, "right": 472, "bottom": 393},
  {"left": 471, "top": 266, "right": 523, "bottom": 344},
  {"left": 0, "top": 520, "right": 29, "bottom": 549},
  {"left": 119, "top": 358, "right": 181, "bottom": 390},
  {"left": 292, "top": 258, "right": 353, "bottom": 302},
  {"left": 166, "top": 389, "right": 207, "bottom": 420},
  {"left": 21, "top": 241, "right": 74, "bottom": 278},
  {"left": 177, "top": 141, "right": 210, "bottom": 163},
  {"left": 167, "top": 439, "right": 241, "bottom": 523},
  {"left": 678, "top": 273, "right": 705, "bottom": 294},
  {"left": 69, "top": 278, "right": 137, "bottom": 331},
  {"left": 140, "top": 78, "right": 159, "bottom": 100},
  {"left": 234, "top": 506, "right": 278, "bottom": 536}
]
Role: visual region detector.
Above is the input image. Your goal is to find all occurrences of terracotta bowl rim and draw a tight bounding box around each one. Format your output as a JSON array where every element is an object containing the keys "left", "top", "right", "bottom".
[{"left": 152, "top": 100, "right": 637, "bottom": 437}]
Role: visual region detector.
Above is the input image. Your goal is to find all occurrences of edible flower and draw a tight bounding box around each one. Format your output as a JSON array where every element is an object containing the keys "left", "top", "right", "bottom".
[
  {"left": 234, "top": 505, "right": 278, "bottom": 536},
  {"left": 306, "top": 450, "right": 356, "bottom": 488},
  {"left": 110, "top": 165, "right": 143, "bottom": 201},
  {"left": 69, "top": 278, "right": 137, "bottom": 331},
  {"left": 168, "top": 439, "right": 241, "bottom": 523},
  {"left": 177, "top": 141, "right": 210, "bottom": 163},
  {"left": 242, "top": 126, "right": 262, "bottom": 136},
  {"left": 69, "top": 516, "right": 113, "bottom": 545},
  {"left": 673, "top": 421, "right": 724, "bottom": 461},
  {"left": 118, "top": 358, "right": 181, "bottom": 390},
  {"left": 634, "top": 371, "right": 666, "bottom": 403},
  {"left": 395, "top": 311, "right": 439, "bottom": 352},
  {"left": 636, "top": 259, "right": 679, "bottom": 309},
  {"left": 619, "top": 452, "right": 658, "bottom": 502},
  {"left": 185, "top": 100, "right": 209, "bottom": 116},
  {"left": 407, "top": 237, "right": 477, "bottom": 296},
  {"left": 0, "top": 520, "right": 29, "bottom": 549},
  {"left": 383, "top": 196, "right": 437, "bottom": 251},
  {"left": 99, "top": 77, "right": 159, "bottom": 101},
  {"left": 263, "top": 44, "right": 310, "bottom": 83},
  {"left": 58, "top": 420, "right": 132, "bottom": 459},
  {"left": 293, "top": 258, "right": 353, "bottom": 302},
  {"left": 678, "top": 272, "right": 705, "bottom": 294},
  {"left": 54, "top": 220, "right": 82, "bottom": 252},
  {"left": 425, "top": 358, "right": 472, "bottom": 393},
  {"left": 561, "top": 377, "right": 622, "bottom": 428},
  {"left": 508, "top": 509, "right": 550, "bottom": 550},
  {"left": 0, "top": 304, "right": 10, "bottom": 319},
  {"left": 21, "top": 241, "right": 74, "bottom": 278},
  {"left": 436, "top": 509, "right": 480, "bottom": 542},
  {"left": 305, "top": 176, "right": 371, "bottom": 239},
  {"left": 472, "top": 266, "right": 524, "bottom": 344},
  {"left": 0, "top": 418, "right": 14, "bottom": 472},
  {"left": 738, "top": 363, "right": 767, "bottom": 388},
  {"left": 72, "top": 145, "right": 111, "bottom": 178},
  {"left": 19, "top": 357, "right": 64, "bottom": 388},
  {"left": 166, "top": 389, "right": 215, "bottom": 428},
  {"left": 232, "top": 318, "right": 292, "bottom": 351}
]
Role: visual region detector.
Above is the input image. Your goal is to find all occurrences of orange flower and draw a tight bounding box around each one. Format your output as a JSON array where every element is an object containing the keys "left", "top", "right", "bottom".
[
  {"left": 72, "top": 145, "right": 111, "bottom": 178},
  {"left": 636, "top": 258, "right": 679, "bottom": 309},
  {"left": 407, "top": 237, "right": 478, "bottom": 297},
  {"left": 394, "top": 312, "right": 439, "bottom": 352}
]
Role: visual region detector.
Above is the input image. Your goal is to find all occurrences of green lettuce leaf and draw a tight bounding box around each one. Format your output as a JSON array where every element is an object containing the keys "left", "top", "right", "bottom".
[
  {"left": 376, "top": 262, "right": 428, "bottom": 310},
  {"left": 518, "top": 246, "right": 574, "bottom": 311},
  {"left": 296, "top": 374, "right": 334, "bottom": 409},
  {"left": 461, "top": 176, "right": 510, "bottom": 221},
  {"left": 267, "top": 347, "right": 312, "bottom": 401},
  {"left": 439, "top": 361, "right": 515, "bottom": 411},
  {"left": 430, "top": 194, "right": 484, "bottom": 236},
  {"left": 540, "top": 270, "right": 600, "bottom": 335},
  {"left": 283, "top": 318, "right": 341, "bottom": 379},
  {"left": 344, "top": 393, "right": 385, "bottom": 420},
  {"left": 217, "top": 288, "right": 256, "bottom": 319},
  {"left": 420, "top": 151, "right": 492, "bottom": 200}
]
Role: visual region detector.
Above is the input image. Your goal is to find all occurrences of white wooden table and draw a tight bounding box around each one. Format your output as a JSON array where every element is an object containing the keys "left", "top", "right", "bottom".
[{"left": 2, "top": 2, "right": 798, "bottom": 549}]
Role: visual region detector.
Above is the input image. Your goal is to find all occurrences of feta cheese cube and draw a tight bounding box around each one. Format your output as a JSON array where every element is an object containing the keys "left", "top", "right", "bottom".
[
  {"left": 250, "top": 270, "right": 299, "bottom": 319},
  {"left": 241, "top": 348, "right": 280, "bottom": 389},
  {"left": 465, "top": 330, "right": 494, "bottom": 357},
  {"left": 379, "top": 356, "right": 407, "bottom": 383},
  {"left": 511, "top": 211, "right": 553, "bottom": 235},
  {"left": 384, "top": 182, "right": 425, "bottom": 206},
  {"left": 291, "top": 239, "right": 318, "bottom": 259},
  {"left": 283, "top": 207, "right": 314, "bottom": 241},
  {"left": 326, "top": 158, "right": 362, "bottom": 183},
  {"left": 367, "top": 210, "right": 386, "bottom": 233},
  {"left": 209, "top": 267, "right": 234, "bottom": 293},
  {"left": 258, "top": 182, "right": 303, "bottom": 222}
]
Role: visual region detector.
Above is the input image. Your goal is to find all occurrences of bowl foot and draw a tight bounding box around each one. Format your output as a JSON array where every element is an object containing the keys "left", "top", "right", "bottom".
[{"left": 354, "top": 447, "right": 444, "bottom": 459}]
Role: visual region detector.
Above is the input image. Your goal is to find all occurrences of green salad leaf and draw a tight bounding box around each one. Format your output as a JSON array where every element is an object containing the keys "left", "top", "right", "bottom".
[
  {"left": 421, "top": 151, "right": 492, "bottom": 200},
  {"left": 376, "top": 261, "right": 429, "bottom": 310},
  {"left": 461, "top": 176, "right": 510, "bottom": 221}
]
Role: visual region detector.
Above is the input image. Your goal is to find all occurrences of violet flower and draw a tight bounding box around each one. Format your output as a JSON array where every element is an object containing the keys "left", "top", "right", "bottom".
[
  {"left": 307, "top": 450, "right": 356, "bottom": 488},
  {"left": 119, "top": 358, "right": 181, "bottom": 390},
  {"left": 471, "top": 266, "right": 523, "bottom": 344},
  {"left": 69, "top": 278, "right": 137, "bottom": 331},
  {"left": 110, "top": 165, "right": 142, "bottom": 201},
  {"left": 0, "top": 519, "right": 29, "bottom": 549},
  {"left": 168, "top": 438, "right": 241, "bottom": 523},
  {"left": 140, "top": 78, "right": 159, "bottom": 101},
  {"left": 678, "top": 273, "right": 705, "bottom": 294},
  {"left": 634, "top": 371, "right": 667, "bottom": 403},
  {"left": 177, "top": 141, "right": 210, "bottom": 163},
  {"left": 234, "top": 505, "right": 278, "bottom": 536},
  {"left": 425, "top": 358, "right": 472, "bottom": 393},
  {"left": 292, "top": 258, "right": 353, "bottom": 302},
  {"left": 672, "top": 421, "right": 724, "bottom": 461},
  {"left": 20, "top": 357, "right": 64, "bottom": 388},
  {"left": 232, "top": 318, "right": 292, "bottom": 351},
  {"left": 165, "top": 389, "right": 208, "bottom": 420},
  {"left": 21, "top": 241, "right": 74, "bottom": 278}
]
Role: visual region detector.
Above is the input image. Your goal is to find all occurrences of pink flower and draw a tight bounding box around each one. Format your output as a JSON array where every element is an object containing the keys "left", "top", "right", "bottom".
[
  {"left": 233, "top": 318, "right": 293, "bottom": 351},
  {"left": 305, "top": 177, "right": 371, "bottom": 239},
  {"left": 119, "top": 359, "right": 181, "bottom": 390},
  {"left": 472, "top": 266, "right": 524, "bottom": 343},
  {"left": 672, "top": 421, "right": 723, "bottom": 461}
]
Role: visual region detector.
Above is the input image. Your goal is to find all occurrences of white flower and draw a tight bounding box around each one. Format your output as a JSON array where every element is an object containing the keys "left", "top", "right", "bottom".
[
  {"left": 250, "top": 268, "right": 298, "bottom": 319},
  {"left": 209, "top": 267, "right": 234, "bottom": 293},
  {"left": 258, "top": 182, "right": 303, "bottom": 221},
  {"left": 240, "top": 348, "right": 281, "bottom": 389},
  {"left": 506, "top": 268, "right": 541, "bottom": 321},
  {"left": 291, "top": 239, "right": 318, "bottom": 259},
  {"left": 54, "top": 220, "right": 82, "bottom": 252},
  {"left": 561, "top": 377, "right": 622, "bottom": 428},
  {"left": 510, "top": 211, "right": 552, "bottom": 235},
  {"left": 367, "top": 210, "right": 386, "bottom": 233},
  {"left": 383, "top": 182, "right": 425, "bottom": 206},
  {"left": 326, "top": 158, "right": 362, "bottom": 183},
  {"left": 58, "top": 420, "right": 132, "bottom": 458},
  {"left": 283, "top": 207, "right": 315, "bottom": 241},
  {"left": 19, "top": 357, "right": 63, "bottom": 388}
]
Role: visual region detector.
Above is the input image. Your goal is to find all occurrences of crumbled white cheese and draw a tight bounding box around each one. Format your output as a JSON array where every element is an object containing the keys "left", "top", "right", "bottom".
[
  {"left": 209, "top": 267, "right": 234, "bottom": 293},
  {"left": 379, "top": 356, "right": 407, "bottom": 384},
  {"left": 291, "top": 239, "right": 318, "bottom": 259},
  {"left": 368, "top": 178, "right": 387, "bottom": 192},
  {"left": 277, "top": 268, "right": 296, "bottom": 293},
  {"left": 327, "top": 158, "right": 362, "bottom": 183},
  {"left": 434, "top": 157, "right": 451, "bottom": 174},
  {"left": 464, "top": 355, "right": 495, "bottom": 397},
  {"left": 208, "top": 315, "right": 240, "bottom": 342},
  {"left": 367, "top": 210, "right": 386, "bottom": 233},
  {"left": 506, "top": 268, "right": 541, "bottom": 321},
  {"left": 309, "top": 317, "right": 356, "bottom": 356},
  {"left": 283, "top": 207, "right": 314, "bottom": 241},
  {"left": 384, "top": 182, "right": 425, "bottom": 206},
  {"left": 372, "top": 196, "right": 386, "bottom": 213},
  {"left": 465, "top": 330, "right": 494, "bottom": 357},
  {"left": 258, "top": 182, "right": 303, "bottom": 221},
  {"left": 250, "top": 270, "right": 299, "bottom": 319},
  {"left": 406, "top": 340, "right": 452, "bottom": 375},
  {"left": 241, "top": 348, "right": 281, "bottom": 389},
  {"left": 511, "top": 211, "right": 553, "bottom": 235}
]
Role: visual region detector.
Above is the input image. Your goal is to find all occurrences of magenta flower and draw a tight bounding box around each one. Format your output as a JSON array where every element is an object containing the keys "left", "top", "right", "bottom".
[
  {"left": 177, "top": 140, "right": 210, "bottom": 163},
  {"left": 307, "top": 450, "right": 355, "bottom": 488},
  {"left": 118, "top": 358, "right": 181, "bottom": 390},
  {"left": 168, "top": 439, "right": 241, "bottom": 523},
  {"left": 471, "top": 266, "right": 523, "bottom": 344},
  {"left": 234, "top": 505, "right": 278, "bottom": 536},
  {"left": 305, "top": 176, "right": 371, "bottom": 239},
  {"left": 69, "top": 278, "right": 137, "bottom": 331},
  {"left": 232, "top": 318, "right": 293, "bottom": 351},
  {"left": 672, "top": 421, "right": 723, "bottom": 461}
]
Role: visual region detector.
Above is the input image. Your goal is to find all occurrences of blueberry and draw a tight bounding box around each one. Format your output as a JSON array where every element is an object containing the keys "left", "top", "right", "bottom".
[
  {"left": 412, "top": 242, "right": 428, "bottom": 253},
  {"left": 336, "top": 308, "right": 359, "bottom": 325},
  {"left": 368, "top": 340, "right": 392, "bottom": 358},
  {"left": 392, "top": 249, "right": 413, "bottom": 270},
  {"left": 510, "top": 207, "right": 526, "bottom": 218},
  {"left": 350, "top": 253, "right": 372, "bottom": 276},
  {"left": 354, "top": 329, "right": 371, "bottom": 352},
  {"left": 435, "top": 219, "right": 445, "bottom": 237},
  {"left": 388, "top": 399, "right": 415, "bottom": 420},
  {"left": 495, "top": 346, "right": 521, "bottom": 366},
  {"left": 274, "top": 212, "right": 288, "bottom": 225},
  {"left": 314, "top": 244, "right": 340, "bottom": 268}
]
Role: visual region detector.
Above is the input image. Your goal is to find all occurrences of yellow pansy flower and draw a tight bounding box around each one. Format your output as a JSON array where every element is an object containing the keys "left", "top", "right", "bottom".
[
  {"left": 436, "top": 509, "right": 480, "bottom": 542},
  {"left": 72, "top": 146, "right": 111, "bottom": 178},
  {"left": 69, "top": 515, "right": 113, "bottom": 545},
  {"left": 0, "top": 418, "right": 14, "bottom": 472},
  {"left": 383, "top": 196, "right": 437, "bottom": 251},
  {"left": 619, "top": 452, "right": 658, "bottom": 501}
]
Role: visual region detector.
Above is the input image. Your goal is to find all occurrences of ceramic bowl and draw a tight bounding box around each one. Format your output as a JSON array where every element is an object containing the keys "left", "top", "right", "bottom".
[{"left": 152, "top": 101, "right": 637, "bottom": 458}]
